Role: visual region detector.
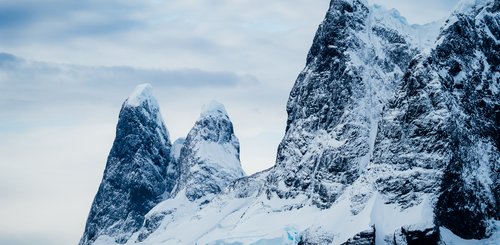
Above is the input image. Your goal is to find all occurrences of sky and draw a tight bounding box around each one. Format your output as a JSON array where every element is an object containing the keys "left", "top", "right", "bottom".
[{"left": 0, "top": 0, "right": 459, "bottom": 244}]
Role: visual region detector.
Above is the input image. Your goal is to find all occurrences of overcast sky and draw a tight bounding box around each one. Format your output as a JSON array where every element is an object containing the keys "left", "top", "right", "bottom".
[{"left": 0, "top": 0, "right": 459, "bottom": 244}]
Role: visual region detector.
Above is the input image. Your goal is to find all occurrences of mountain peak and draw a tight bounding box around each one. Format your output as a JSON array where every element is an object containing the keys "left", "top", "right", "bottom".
[
  {"left": 453, "top": 0, "right": 493, "bottom": 14},
  {"left": 200, "top": 100, "right": 228, "bottom": 117},
  {"left": 175, "top": 102, "right": 245, "bottom": 201},
  {"left": 79, "top": 83, "right": 176, "bottom": 245},
  {"left": 329, "top": 0, "right": 367, "bottom": 6},
  {"left": 125, "top": 83, "right": 157, "bottom": 107}
]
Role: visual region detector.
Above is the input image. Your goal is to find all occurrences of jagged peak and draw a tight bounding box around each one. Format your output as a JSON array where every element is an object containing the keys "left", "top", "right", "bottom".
[
  {"left": 326, "top": 0, "right": 368, "bottom": 15},
  {"left": 125, "top": 83, "right": 159, "bottom": 108},
  {"left": 173, "top": 101, "right": 244, "bottom": 202},
  {"left": 119, "top": 83, "right": 170, "bottom": 143},
  {"left": 200, "top": 100, "right": 228, "bottom": 118},
  {"left": 368, "top": 3, "right": 443, "bottom": 51},
  {"left": 329, "top": 0, "right": 367, "bottom": 7},
  {"left": 453, "top": 0, "right": 493, "bottom": 15},
  {"left": 370, "top": 4, "right": 409, "bottom": 25}
]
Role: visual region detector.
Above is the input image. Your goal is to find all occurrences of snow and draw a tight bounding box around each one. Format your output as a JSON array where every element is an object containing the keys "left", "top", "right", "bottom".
[
  {"left": 453, "top": 0, "right": 492, "bottom": 15},
  {"left": 195, "top": 141, "right": 244, "bottom": 176},
  {"left": 442, "top": 0, "right": 494, "bottom": 34},
  {"left": 125, "top": 83, "right": 156, "bottom": 107},
  {"left": 440, "top": 226, "right": 500, "bottom": 245},
  {"left": 93, "top": 235, "right": 117, "bottom": 245},
  {"left": 123, "top": 83, "right": 169, "bottom": 140},
  {"left": 170, "top": 137, "right": 185, "bottom": 162},
  {"left": 369, "top": 4, "right": 442, "bottom": 51},
  {"left": 370, "top": 193, "right": 435, "bottom": 244},
  {"left": 91, "top": 184, "right": 499, "bottom": 244},
  {"left": 138, "top": 183, "right": 429, "bottom": 244},
  {"left": 201, "top": 100, "right": 228, "bottom": 117}
]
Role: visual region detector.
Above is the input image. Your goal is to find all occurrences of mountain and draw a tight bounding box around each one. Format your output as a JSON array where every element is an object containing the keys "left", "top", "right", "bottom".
[
  {"left": 79, "top": 84, "right": 177, "bottom": 245},
  {"left": 173, "top": 101, "right": 246, "bottom": 201},
  {"left": 126, "top": 101, "right": 246, "bottom": 244},
  {"left": 266, "top": 0, "right": 435, "bottom": 209},
  {"left": 81, "top": 0, "right": 499, "bottom": 244},
  {"left": 85, "top": 100, "right": 247, "bottom": 244},
  {"left": 373, "top": 0, "right": 499, "bottom": 239}
]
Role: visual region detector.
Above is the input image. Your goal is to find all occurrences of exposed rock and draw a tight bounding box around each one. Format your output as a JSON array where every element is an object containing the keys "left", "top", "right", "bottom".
[
  {"left": 79, "top": 84, "right": 176, "bottom": 245},
  {"left": 174, "top": 101, "right": 246, "bottom": 201},
  {"left": 341, "top": 226, "right": 376, "bottom": 245}
]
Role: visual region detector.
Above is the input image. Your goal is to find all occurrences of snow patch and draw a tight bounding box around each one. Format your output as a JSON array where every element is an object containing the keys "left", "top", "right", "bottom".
[
  {"left": 201, "top": 100, "right": 228, "bottom": 117},
  {"left": 453, "top": 0, "right": 492, "bottom": 15},
  {"left": 126, "top": 83, "right": 156, "bottom": 107},
  {"left": 195, "top": 141, "right": 244, "bottom": 176}
]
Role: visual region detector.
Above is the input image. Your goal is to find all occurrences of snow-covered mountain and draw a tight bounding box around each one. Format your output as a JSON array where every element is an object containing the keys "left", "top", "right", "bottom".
[
  {"left": 173, "top": 101, "right": 245, "bottom": 202},
  {"left": 81, "top": 0, "right": 499, "bottom": 244},
  {"left": 79, "top": 84, "right": 177, "bottom": 245},
  {"left": 267, "top": 0, "right": 437, "bottom": 210},
  {"left": 373, "top": 0, "right": 499, "bottom": 239}
]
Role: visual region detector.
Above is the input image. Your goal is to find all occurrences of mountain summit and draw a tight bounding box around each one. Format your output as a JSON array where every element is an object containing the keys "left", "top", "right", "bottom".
[
  {"left": 174, "top": 100, "right": 245, "bottom": 201},
  {"left": 79, "top": 84, "right": 176, "bottom": 245}
]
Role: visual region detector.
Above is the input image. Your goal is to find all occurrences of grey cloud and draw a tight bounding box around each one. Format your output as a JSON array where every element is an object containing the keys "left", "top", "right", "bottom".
[
  {"left": 0, "top": 52, "right": 260, "bottom": 132},
  {"left": 0, "top": 0, "right": 149, "bottom": 44},
  {"left": 0, "top": 52, "right": 258, "bottom": 89}
]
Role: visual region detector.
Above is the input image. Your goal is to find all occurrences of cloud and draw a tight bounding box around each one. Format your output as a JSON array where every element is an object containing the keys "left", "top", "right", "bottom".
[
  {"left": 0, "top": 0, "right": 330, "bottom": 89},
  {"left": 0, "top": 52, "right": 259, "bottom": 128},
  {"left": 0, "top": 0, "right": 146, "bottom": 32}
]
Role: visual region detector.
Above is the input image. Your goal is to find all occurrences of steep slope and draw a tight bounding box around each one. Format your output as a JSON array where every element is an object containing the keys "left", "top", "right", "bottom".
[
  {"left": 373, "top": 0, "right": 499, "bottom": 239},
  {"left": 174, "top": 101, "right": 246, "bottom": 201},
  {"left": 80, "top": 84, "right": 176, "bottom": 245},
  {"left": 266, "top": 0, "right": 439, "bottom": 209},
  {"left": 104, "top": 101, "right": 247, "bottom": 244}
]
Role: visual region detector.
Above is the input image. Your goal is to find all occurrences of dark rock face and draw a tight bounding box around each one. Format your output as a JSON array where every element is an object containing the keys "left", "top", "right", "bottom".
[
  {"left": 433, "top": 2, "right": 499, "bottom": 239},
  {"left": 267, "top": 0, "right": 424, "bottom": 209},
  {"left": 267, "top": 0, "right": 497, "bottom": 241},
  {"left": 373, "top": 0, "right": 499, "bottom": 239},
  {"left": 174, "top": 101, "right": 245, "bottom": 201},
  {"left": 341, "top": 226, "right": 376, "bottom": 245},
  {"left": 401, "top": 225, "right": 439, "bottom": 245},
  {"left": 79, "top": 85, "right": 176, "bottom": 245},
  {"left": 298, "top": 227, "right": 335, "bottom": 245}
]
